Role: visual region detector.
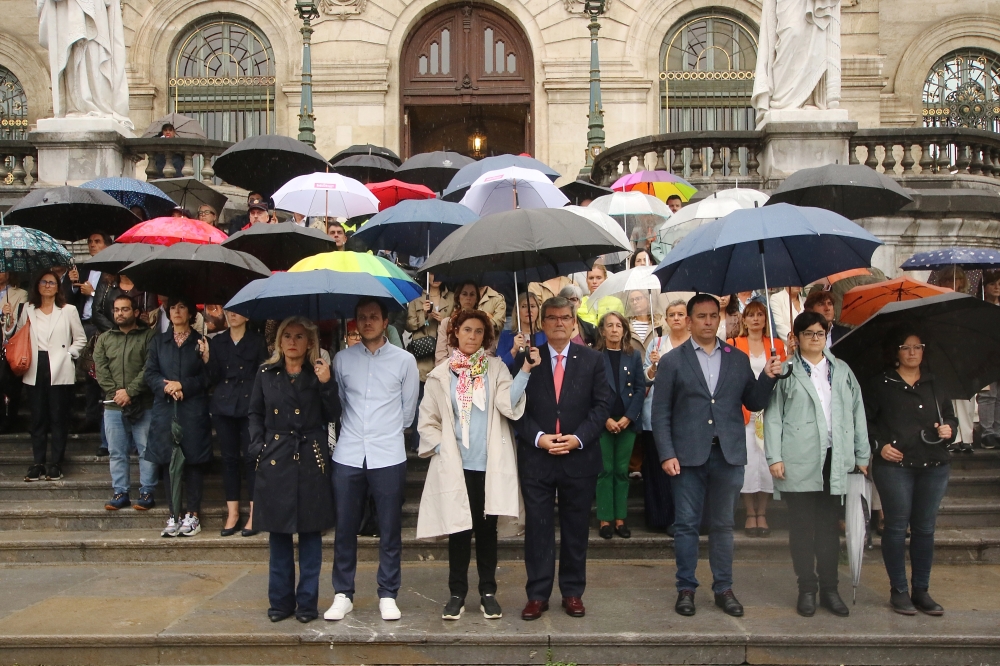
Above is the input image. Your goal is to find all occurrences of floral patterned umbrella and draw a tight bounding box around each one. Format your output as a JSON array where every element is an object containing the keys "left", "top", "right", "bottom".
[{"left": 0, "top": 224, "right": 73, "bottom": 274}]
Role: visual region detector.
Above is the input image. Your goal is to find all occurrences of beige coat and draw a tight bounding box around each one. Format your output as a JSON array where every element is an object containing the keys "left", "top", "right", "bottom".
[
  {"left": 406, "top": 287, "right": 453, "bottom": 382},
  {"left": 416, "top": 356, "right": 525, "bottom": 539}
]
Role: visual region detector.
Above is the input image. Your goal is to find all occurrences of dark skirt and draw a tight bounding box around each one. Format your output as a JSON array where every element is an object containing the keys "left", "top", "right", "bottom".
[{"left": 640, "top": 431, "right": 674, "bottom": 529}]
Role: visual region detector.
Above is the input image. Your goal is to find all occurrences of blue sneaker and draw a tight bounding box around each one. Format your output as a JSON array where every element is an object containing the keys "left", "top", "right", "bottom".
[
  {"left": 132, "top": 493, "right": 155, "bottom": 511},
  {"left": 104, "top": 492, "right": 130, "bottom": 511}
]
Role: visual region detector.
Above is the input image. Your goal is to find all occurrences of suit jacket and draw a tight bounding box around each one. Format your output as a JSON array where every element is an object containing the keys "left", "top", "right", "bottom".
[
  {"left": 831, "top": 324, "right": 849, "bottom": 346},
  {"left": 651, "top": 338, "right": 777, "bottom": 467},
  {"left": 602, "top": 347, "right": 645, "bottom": 431},
  {"left": 515, "top": 342, "right": 612, "bottom": 478}
]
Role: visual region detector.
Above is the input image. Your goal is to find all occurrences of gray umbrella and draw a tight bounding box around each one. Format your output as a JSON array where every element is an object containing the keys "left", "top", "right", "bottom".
[
  {"left": 330, "top": 143, "right": 401, "bottom": 166},
  {"left": 5, "top": 186, "right": 139, "bottom": 240},
  {"left": 395, "top": 151, "right": 475, "bottom": 192},
  {"left": 766, "top": 164, "right": 914, "bottom": 220},
  {"left": 81, "top": 242, "right": 159, "bottom": 274},
  {"left": 845, "top": 472, "right": 873, "bottom": 603},
  {"left": 330, "top": 154, "right": 398, "bottom": 184},
  {"left": 149, "top": 177, "right": 229, "bottom": 215},
  {"left": 142, "top": 113, "right": 207, "bottom": 139}
]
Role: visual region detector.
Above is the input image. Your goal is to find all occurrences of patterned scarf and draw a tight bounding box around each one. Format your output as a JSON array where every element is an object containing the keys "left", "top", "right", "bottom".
[{"left": 449, "top": 347, "right": 488, "bottom": 448}]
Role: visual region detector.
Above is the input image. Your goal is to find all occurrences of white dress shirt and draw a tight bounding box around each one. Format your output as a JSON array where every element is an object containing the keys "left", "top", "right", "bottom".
[
  {"left": 81, "top": 270, "right": 100, "bottom": 321},
  {"left": 534, "top": 342, "right": 582, "bottom": 449},
  {"left": 804, "top": 355, "right": 833, "bottom": 449}
]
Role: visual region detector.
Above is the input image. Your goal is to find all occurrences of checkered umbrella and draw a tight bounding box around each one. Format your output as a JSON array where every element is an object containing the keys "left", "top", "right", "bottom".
[{"left": 0, "top": 224, "right": 73, "bottom": 273}]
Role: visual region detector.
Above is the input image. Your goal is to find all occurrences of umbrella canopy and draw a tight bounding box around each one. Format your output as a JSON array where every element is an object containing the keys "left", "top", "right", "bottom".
[
  {"left": 442, "top": 154, "right": 560, "bottom": 201},
  {"left": 395, "top": 151, "right": 475, "bottom": 192},
  {"left": 766, "top": 163, "right": 914, "bottom": 220},
  {"left": 271, "top": 172, "right": 379, "bottom": 219},
  {"left": 653, "top": 203, "right": 883, "bottom": 295},
  {"left": 713, "top": 187, "right": 770, "bottom": 208},
  {"left": 560, "top": 179, "right": 614, "bottom": 206},
  {"left": 221, "top": 223, "right": 338, "bottom": 271},
  {"left": 116, "top": 216, "right": 228, "bottom": 246},
  {"left": 655, "top": 197, "right": 744, "bottom": 252},
  {"left": 148, "top": 177, "right": 229, "bottom": 217},
  {"left": 845, "top": 472, "right": 873, "bottom": 603},
  {"left": 213, "top": 135, "right": 331, "bottom": 197},
  {"left": 80, "top": 177, "right": 176, "bottom": 219},
  {"left": 840, "top": 277, "right": 951, "bottom": 326},
  {"left": 563, "top": 205, "right": 631, "bottom": 265},
  {"left": 80, "top": 242, "right": 159, "bottom": 274},
  {"left": 833, "top": 292, "right": 1000, "bottom": 400},
  {"left": 330, "top": 154, "right": 398, "bottom": 183},
  {"left": 141, "top": 113, "right": 207, "bottom": 139},
  {"left": 589, "top": 191, "right": 672, "bottom": 218},
  {"left": 122, "top": 242, "right": 270, "bottom": 304},
  {"left": 350, "top": 198, "right": 478, "bottom": 258},
  {"left": 900, "top": 246, "right": 1000, "bottom": 271},
  {"left": 290, "top": 251, "right": 421, "bottom": 302},
  {"left": 330, "top": 144, "right": 401, "bottom": 167},
  {"left": 0, "top": 225, "right": 73, "bottom": 273},
  {"left": 827, "top": 267, "right": 872, "bottom": 284},
  {"left": 460, "top": 167, "right": 569, "bottom": 216},
  {"left": 366, "top": 179, "right": 436, "bottom": 211},
  {"left": 612, "top": 170, "right": 698, "bottom": 202},
  {"left": 422, "top": 207, "right": 630, "bottom": 282},
  {"left": 588, "top": 265, "right": 661, "bottom": 302},
  {"left": 5, "top": 186, "right": 139, "bottom": 240}
]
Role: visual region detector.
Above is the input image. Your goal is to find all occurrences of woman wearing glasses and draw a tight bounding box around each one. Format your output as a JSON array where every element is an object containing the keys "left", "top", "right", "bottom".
[
  {"left": 764, "top": 312, "right": 868, "bottom": 618},
  {"left": 862, "top": 325, "right": 956, "bottom": 616}
]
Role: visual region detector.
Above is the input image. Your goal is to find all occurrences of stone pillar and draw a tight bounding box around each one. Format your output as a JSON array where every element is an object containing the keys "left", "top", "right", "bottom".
[
  {"left": 757, "top": 110, "right": 856, "bottom": 186},
  {"left": 29, "top": 117, "right": 135, "bottom": 186}
]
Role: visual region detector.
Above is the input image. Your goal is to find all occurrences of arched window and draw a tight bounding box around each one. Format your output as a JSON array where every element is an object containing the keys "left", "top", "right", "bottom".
[
  {"left": 659, "top": 11, "right": 758, "bottom": 133},
  {"left": 0, "top": 66, "right": 28, "bottom": 140},
  {"left": 169, "top": 16, "right": 275, "bottom": 141},
  {"left": 923, "top": 49, "right": 1000, "bottom": 131}
]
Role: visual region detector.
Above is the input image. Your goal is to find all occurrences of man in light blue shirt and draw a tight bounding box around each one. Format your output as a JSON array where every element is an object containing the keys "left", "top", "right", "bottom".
[{"left": 327, "top": 297, "right": 419, "bottom": 623}]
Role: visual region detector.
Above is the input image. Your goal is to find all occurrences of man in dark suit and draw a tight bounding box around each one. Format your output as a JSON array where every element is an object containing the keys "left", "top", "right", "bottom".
[
  {"left": 515, "top": 296, "right": 611, "bottom": 621},
  {"left": 804, "top": 290, "right": 849, "bottom": 346},
  {"left": 652, "top": 293, "right": 781, "bottom": 617}
]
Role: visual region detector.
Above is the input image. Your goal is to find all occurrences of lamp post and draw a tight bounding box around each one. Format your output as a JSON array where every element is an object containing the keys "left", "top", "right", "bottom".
[
  {"left": 295, "top": 0, "right": 319, "bottom": 146},
  {"left": 578, "top": 0, "right": 606, "bottom": 180}
]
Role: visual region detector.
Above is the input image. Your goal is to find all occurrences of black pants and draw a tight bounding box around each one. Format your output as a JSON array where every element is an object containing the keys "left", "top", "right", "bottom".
[
  {"left": 28, "top": 352, "right": 73, "bottom": 466},
  {"left": 269, "top": 531, "right": 322, "bottom": 616},
  {"left": 782, "top": 452, "right": 841, "bottom": 593},
  {"left": 520, "top": 464, "right": 597, "bottom": 601},
  {"left": 448, "top": 470, "right": 498, "bottom": 599},
  {"left": 0, "top": 371, "right": 22, "bottom": 430},
  {"left": 213, "top": 414, "right": 254, "bottom": 502},
  {"left": 164, "top": 462, "right": 206, "bottom": 516},
  {"left": 640, "top": 431, "right": 674, "bottom": 529}
]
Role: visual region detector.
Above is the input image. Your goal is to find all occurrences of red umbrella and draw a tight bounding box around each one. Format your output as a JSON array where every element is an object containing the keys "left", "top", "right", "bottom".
[
  {"left": 116, "top": 216, "right": 228, "bottom": 246},
  {"left": 366, "top": 179, "right": 435, "bottom": 211}
]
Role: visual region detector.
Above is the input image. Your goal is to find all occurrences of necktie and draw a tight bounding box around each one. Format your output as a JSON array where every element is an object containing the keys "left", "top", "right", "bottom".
[{"left": 553, "top": 354, "right": 564, "bottom": 432}]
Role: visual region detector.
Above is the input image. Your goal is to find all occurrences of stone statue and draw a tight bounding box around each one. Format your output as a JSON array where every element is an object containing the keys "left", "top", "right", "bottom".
[
  {"left": 36, "top": 0, "right": 132, "bottom": 126},
  {"left": 751, "top": 0, "right": 842, "bottom": 128}
]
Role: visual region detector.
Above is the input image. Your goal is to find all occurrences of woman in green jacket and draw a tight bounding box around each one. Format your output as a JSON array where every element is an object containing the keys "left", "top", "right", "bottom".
[{"left": 764, "top": 311, "right": 870, "bottom": 619}]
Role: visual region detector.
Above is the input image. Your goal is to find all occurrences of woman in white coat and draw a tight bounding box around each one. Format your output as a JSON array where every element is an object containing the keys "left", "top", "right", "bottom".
[
  {"left": 417, "top": 309, "right": 538, "bottom": 622},
  {"left": 6, "top": 271, "right": 86, "bottom": 482}
]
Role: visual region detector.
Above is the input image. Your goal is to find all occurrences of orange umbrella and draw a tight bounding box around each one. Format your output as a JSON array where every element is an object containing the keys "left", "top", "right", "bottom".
[{"left": 840, "top": 277, "right": 951, "bottom": 325}]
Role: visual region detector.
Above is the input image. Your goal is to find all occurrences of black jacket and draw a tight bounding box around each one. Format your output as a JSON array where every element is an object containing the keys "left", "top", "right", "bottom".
[
  {"left": 144, "top": 328, "right": 213, "bottom": 466},
  {"left": 206, "top": 329, "right": 269, "bottom": 418},
  {"left": 602, "top": 347, "right": 646, "bottom": 431},
  {"left": 91, "top": 280, "right": 121, "bottom": 334},
  {"left": 248, "top": 360, "right": 341, "bottom": 534},
  {"left": 515, "top": 342, "right": 612, "bottom": 478},
  {"left": 864, "top": 370, "right": 957, "bottom": 468}
]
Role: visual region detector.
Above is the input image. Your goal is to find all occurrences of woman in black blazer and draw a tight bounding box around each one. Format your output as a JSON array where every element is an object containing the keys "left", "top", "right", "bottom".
[
  {"left": 595, "top": 311, "right": 645, "bottom": 539},
  {"left": 205, "top": 310, "right": 269, "bottom": 537}
]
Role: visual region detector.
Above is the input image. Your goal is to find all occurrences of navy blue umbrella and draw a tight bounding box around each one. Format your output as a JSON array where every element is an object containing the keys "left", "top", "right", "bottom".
[
  {"left": 441, "top": 154, "right": 560, "bottom": 201},
  {"left": 900, "top": 246, "right": 1000, "bottom": 271},
  {"left": 351, "top": 199, "right": 479, "bottom": 259},
  {"left": 81, "top": 177, "right": 176, "bottom": 218}
]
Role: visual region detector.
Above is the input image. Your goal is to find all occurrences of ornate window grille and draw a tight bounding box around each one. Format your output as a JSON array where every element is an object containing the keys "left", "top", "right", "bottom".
[
  {"left": 0, "top": 67, "right": 27, "bottom": 140},
  {"left": 923, "top": 49, "right": 1000, "bottom": 132}
]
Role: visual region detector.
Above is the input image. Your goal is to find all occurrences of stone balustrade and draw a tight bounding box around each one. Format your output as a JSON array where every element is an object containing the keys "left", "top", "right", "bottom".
[
  {"left": 126, "top": 138, "right": 233, "bottom": 182},
  {"left": 0, "top": 141, "right": 37, "bottom": 190},
  {"left": 849, "top": 127, "right": 1000, "bottom": 180}
]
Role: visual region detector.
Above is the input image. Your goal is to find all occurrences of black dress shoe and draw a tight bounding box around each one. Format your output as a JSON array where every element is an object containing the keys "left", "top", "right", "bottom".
[
  {"left": 598, "top": 524, "right": 613, "bottom": 539},
  {"left": 268, "top": 609, "right": 293, "bottom": 622},
  {"left": 675, "top": 590, "right": 696, "bottom": 616},
  {"left": 296, "top": 612, "right": 317, "bottom": 623},
  {"left": 714, "top": 590, "right": 744, "bottom": 617},
  {"left": 220, "top": 523, "right": 241, "bottom": 537},
  {"left": 241, "top": 528, "right": 260, "bottom": 537},
  {"left": 911, "top": 588, "right": 944, "bottom": 616},
  {"left": 615, "top": 522, "right": 631, "bottom": 539},
  {"left": 819, "top": 590, "right": 849, "bottom": 617},
  {"left": 665, "top": 524, "right": 676, "bottom": 537},
  {"left": 796, "top": 591, "right": 817, "bottom": 617},
  {"left": 890, "top": 588, "right": 917, "bottom": 615}
]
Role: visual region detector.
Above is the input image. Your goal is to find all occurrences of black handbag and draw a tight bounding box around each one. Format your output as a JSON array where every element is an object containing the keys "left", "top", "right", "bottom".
[{"left": 406, "top": 335, "right": 437, "bottom": 360}]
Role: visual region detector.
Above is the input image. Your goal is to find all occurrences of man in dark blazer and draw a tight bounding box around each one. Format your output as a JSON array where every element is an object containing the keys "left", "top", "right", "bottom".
[
  {"left": 515, "top": 296, "right": 612, "bottom": 621},
  {"left": 652, "top": 293, "right": 781, "bottom": 618}
]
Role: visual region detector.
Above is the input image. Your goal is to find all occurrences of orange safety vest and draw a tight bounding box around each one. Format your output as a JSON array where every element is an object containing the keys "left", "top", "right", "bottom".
[{"left": 727, "top": 336, "right": 787, "bottom": 425}]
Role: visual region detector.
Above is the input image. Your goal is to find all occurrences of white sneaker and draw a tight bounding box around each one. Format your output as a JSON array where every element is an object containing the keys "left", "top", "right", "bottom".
[
  {"left": 324, "top": 593, "right": 353, "bottom": 621},
  {"left": 379, "top": 597, "right": 401, "bottom": 621},
  {"left": 178, "top": 512, "right": 201, "bottom": 537},
  {"left": 161, "top": 515, "right": 180, "bottom": 538}
]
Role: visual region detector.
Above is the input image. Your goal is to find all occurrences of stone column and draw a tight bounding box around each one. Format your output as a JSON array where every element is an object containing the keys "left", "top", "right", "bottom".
[{"left": 29, "top": 117, "right": 135, "bottom": 186}]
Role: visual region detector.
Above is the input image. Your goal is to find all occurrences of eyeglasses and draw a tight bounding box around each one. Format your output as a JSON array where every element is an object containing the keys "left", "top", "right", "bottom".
[
  {"left": 544, "top": 315, "right": 574, "bottom": 323},
  {"left": 799, "top": 330, "right": 826, "bottom": 340},
  {"left": 39, "top": 280, "right": 57, "bottom": 287},
  {"left": 567, "top": 297, "right": 580, "bottom": 303},
  {"left": 899, "top": 344, "right": 926, "bottom": 353},
  {"left": 346, "top": 332, "right": 361, "bottom": 339},
  {"left": 197, "top": 210, "right": 216, "bottom": 217}
]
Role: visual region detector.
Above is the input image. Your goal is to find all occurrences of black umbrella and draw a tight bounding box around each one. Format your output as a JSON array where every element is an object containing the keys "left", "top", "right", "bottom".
[
  {"left": 395, "top": 151, "right": 475, "bottom": 193},
  {"left": 81, "top": 242, "right": 159, "bottom": 273},
  {"left": 213, "top": 135, "right": 330, "bottom": 198},
  {"left": 141, "top": 113, "right": 207, "bottom": 139},
  {"left": 122, "top": 242, "right": 271, "bottom": 304},
  {"left": 221, "top": 223, "right": 339, "bottom": 271},
  {"left": 832, "top": 292, "right": 1000, "bottom": 400},
  {"left": 766, "top": 164, "right": 914, "bottom": 220},
  {"left": 5, "top": 186, "right": 139, "bottom": 240},
  {"left": 330, "top": 144, "right": 401, "bottom": 166},
  {"left": 149, "top": 177, "right": 229, "bottom": 216},
  {"left": 560, "top": 179, "right": 614, "bottom": 206},
  {"left": 330, "top": 154, "right": 397, "bottom": 184}
]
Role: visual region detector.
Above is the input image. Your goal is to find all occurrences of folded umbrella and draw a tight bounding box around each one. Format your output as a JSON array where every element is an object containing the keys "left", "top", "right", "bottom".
[
  {"left": 460, "top": 167, "right": 569, "bottom": 216},
  {"left": 0, "top": 224, "right": 73, "bottom": 273},
  {"left": 213, "top": 135, "right": 330, "bottom": 197},
  {"left": 148, "top": 177, "right": 229, "bottom": 217},
  {"left": 395, "top": 151, "right": 474, "bottom": 193},
  {"left": 366, "top": 179, "right": 436, "bottom": 210},
  {"left": 142, "top": 113, "right": 207, "bottom": 139},
  {"left": 81, "top": 243, "right": 159, "bottom": 274},
  {"left": 271, "top": 172, "right": 379, "bottom": 219},
  {"left": 845, "top": 472, "right": 873, "bottom": 603},
  {"left": 81, "top": 178, "right": 176, "bottom": 219},
  {"left": 442, "top": 154, "right": 560, "bottom": 202},
  {"left": 612, "top": 170, "right": 698, "bottom": 203},
  {"left": 330, "top": 143, "right": 401, "bottom": 167},
  {"left": 122, "top": 242, "right": 270, "bottom": 304},
  {"left": 221, "top": 223, "right": 338, "bottom": 271},
  {"left": 350, "top": 198, "right": 478, "bottom": 259},
  {"left": 5, "top": 186, "right": 139, "bottom": 240},
  {"left": 840, "top": 277, "right": 951, "bottom": 326},
  {"left": 766, "top": 163, "right": 913, "bottom": 220},
  {"left": 116, "top": 216, "right": 228, "bottom": 246},
  {"left": 331, "top": 154, "right": 398, "bottom": 184}
]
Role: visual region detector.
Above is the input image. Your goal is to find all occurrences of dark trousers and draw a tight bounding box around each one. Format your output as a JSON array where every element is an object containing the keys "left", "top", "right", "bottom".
[
  {"left": 448, "top": 470, "right": 498, "bottom": 599},
  {"left": 872, "top": 462, "right": 950, "bottom": 593},
  {"left": 164, "top": 462, "right": 206, "bottom": 516},
  {"left": 268, "top": 531, "right": 322, "bottom": 616},
  {"left": 0, "top": 371, "right": 22, "bottom": 430},
  {"left": 28, "top": 352, "right": 73, "bottom": 466},
  {"left": 640, "top": 431, "right": 674, "bottom": 529},
  {"left": 520, "top": 464, "right": 597, "bottom": 601},
  {"left": 782, "top": 452, "right": 841, "bottom": 593},
  {"left": 332, "top": 460, "right": 406, "bottom": 600},
  {"left": 671, "top": 444, "right": 744, "bottom": 594},
  {"left": 213, "top": 414, "right": 254, "bottom": 502}
]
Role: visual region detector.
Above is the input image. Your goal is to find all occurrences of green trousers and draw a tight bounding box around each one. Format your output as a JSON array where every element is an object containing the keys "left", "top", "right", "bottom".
[{"left": 597, "top": 429, "right": 636, "bottom": 522}]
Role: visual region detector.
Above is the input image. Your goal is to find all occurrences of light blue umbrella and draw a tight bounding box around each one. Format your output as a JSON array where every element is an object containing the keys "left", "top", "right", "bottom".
[
  {"left": 81, "top": 177, "right": 176, "bottom": 218},
  {"left": 351, "top": 198, "right": 478, "bottom": 258}
]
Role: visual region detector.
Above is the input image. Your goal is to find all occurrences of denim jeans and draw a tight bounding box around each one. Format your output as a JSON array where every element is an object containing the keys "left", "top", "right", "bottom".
[
  {"left": 105, "top": 408, "right": 157, "bottom": 496},
  {"left": 872, "top": 463, "right": 950, "bottom": 593},
  {"left": 269, "top": 531, "right": 322, "bottom": 616},
  {"left": 670, "top": 444, "right": 745, "bottom": 594}
]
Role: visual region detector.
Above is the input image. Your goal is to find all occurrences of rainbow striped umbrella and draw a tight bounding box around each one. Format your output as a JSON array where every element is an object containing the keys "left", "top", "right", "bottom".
[{"left": 611, "top": 170, "right": 697, "bottom": 202}]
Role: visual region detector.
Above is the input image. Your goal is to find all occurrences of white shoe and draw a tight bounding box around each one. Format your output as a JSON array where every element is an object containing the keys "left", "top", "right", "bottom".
[
  {"left": 161, "top": 515, "right": 180, "bottom": 538},
  {"left": 178, "top": 512, "right": 201, "bottom": 536},
  {"left": 324, "top": 593, "right": 353, "bottom": 621},
  {"left": 379, "top": 597, "right": 401, "bottom": 621}
]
